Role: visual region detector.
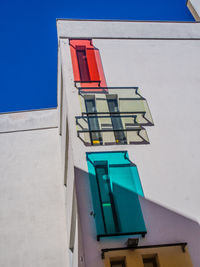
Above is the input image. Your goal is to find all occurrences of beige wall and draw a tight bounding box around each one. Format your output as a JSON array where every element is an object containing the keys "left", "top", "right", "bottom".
[{"left": 0, "top": 110, "right": 68, "bottom": 267}]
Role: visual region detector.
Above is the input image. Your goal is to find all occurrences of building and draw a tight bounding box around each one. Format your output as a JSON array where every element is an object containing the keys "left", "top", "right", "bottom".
[{"left": 0, "top": 1, "right": 200, "bottom": 267}]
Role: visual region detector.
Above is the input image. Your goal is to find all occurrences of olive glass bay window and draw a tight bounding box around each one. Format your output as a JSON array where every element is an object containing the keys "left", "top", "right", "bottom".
[
  {"left": 76, "top": 87, "right": 154, "bottom": 146},
  {"left": 86, "top": 151, "right": 146, "bottom": 240}
]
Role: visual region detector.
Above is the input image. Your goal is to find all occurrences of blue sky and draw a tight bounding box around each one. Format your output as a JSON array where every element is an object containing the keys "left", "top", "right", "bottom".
[{"left": 0, "top": 0, "right": 194, "bottom": 113}]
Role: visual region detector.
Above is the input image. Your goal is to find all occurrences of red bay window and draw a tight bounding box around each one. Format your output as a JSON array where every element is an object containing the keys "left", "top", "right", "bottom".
[{"left": 69, "top": 39, "right": 107, "bottom": 89}]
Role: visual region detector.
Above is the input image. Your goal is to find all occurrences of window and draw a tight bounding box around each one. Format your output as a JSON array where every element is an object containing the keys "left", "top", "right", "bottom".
[
  {"left": 107, "top": 97, "right": 127, "bottom": 144},
  {"left": 69, "top": 39, "right": 107, "bottom": 88},
  {"left": 76, "top": 46, "right": 90, "bottom": 81},
  {"left": 143, "top": 256, "right": 158, "bottom": 267},
  {"left": 87, "top": 152, "right": 146, "bottom": 240},
  {"left": 85, "top": 97, "right": 102, "bottom": 145},
  {"left": 110, "top": 259, "right": 126, "bottom": 267},
  {"left": 95, "top": 163, "right": 120, "bottom": 233}
]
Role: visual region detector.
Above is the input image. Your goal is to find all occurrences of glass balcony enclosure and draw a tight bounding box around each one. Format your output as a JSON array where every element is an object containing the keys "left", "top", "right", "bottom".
[
  {"left": 76, "top": 87, "right": 154, "bottom": 146},
  {"left": 87, "top": 152, "right": 146, "bottom": 240}
]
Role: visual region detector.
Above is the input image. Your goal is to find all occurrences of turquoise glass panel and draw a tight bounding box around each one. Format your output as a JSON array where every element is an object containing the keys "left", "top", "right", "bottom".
[{"left": 86, "top": 151, "right": 146, "bottom": 238}]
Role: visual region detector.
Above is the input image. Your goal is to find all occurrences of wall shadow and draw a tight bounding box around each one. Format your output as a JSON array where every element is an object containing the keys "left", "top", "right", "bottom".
[{"left": 74, "top": 166, "right": 200, "bottom": 267}]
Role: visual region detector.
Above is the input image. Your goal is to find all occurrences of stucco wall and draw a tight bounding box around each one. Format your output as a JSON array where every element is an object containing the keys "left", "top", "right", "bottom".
[
  {"left": 75, "top": 167, "right": 200, "bottom": 267},
  {"left": 0, "top": 110, "right": 68, "bottom": 267},
  {"left": 57, "top": 20, "right": 200, "bottom": 267},
  {"left": 0, "top": 108, "right": 58, "bottom": 133},
  {"left": 57, "top": 20, "right": 200, "bottom": 40},
  {"left": 59, "top": 35, "right": 200, "bottom": 223},
  {"left": 92, "top": 38, "right": 200, "bottom": 223}
]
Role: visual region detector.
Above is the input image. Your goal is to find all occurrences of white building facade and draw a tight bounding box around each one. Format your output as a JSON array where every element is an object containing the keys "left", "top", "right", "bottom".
[
  {"left": 56, "top": 8, "right": 200, "bottom": 267},
  {"left": 0, "top": 2, "right": 200, "bottom": 267}
]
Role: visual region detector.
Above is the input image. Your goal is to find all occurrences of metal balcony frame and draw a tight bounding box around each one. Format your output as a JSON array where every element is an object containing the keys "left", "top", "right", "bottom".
[
  {"left": 97, "top": 231, "right": 147, "bottom": 242},
  {"left": 76, "top": 86, "right": 145, "bottom": 99},
  {"left": 74, "top": 80, "right": 101, "bottom": 87},
  {"left": 76, "top": 127, "right": 149, "bottom": 146},
  {"left": 80, "top": 111, "right": 153, "bottom": 126},
  {"left": 76, "top": 114, "right": 138, "bottom": 124},
  {"left": 101, "top": 242, "right": 187, "bottom": 259},
  {"left": 75, "top": 87, "right": 153, "bottom": 144}
]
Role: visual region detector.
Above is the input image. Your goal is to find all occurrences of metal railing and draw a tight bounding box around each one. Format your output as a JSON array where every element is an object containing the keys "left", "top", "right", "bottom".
[
  {"left": 74, "top": 80, "right": 101, "bottom": 87},
  {"left": 77, "top": 86, "right": 145, "bottom": 99},
  {"left": 101, "top": 242, "right": 187, "bottom": 259},
  {"left": 80, "top": 111, "right": 153, "bottom": 126},
  {"left": 76, "top": 114, "right": 149, "bottom": 146},
  {"left": 97, "top": 231, "right": 147, "bottom": 242},
  {"left": 75, "top": 86, "right": 154, "bottom": 146}
]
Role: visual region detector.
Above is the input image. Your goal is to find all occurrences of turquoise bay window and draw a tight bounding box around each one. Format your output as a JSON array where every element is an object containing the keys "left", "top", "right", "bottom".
[{"left": 86, "top": 151, "right": 146, "bottom": 240}]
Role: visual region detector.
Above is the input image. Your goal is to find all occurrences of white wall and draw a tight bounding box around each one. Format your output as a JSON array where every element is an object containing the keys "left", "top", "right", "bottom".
[
  {"left": 58, "top": 35, "right": 200, "bottom": 223},
  {"left": 57, "top": 20, "right": 200, "bottom": 40},
  {"left": 75, "top": 167, "right": 200, "bottom": 267},
  {"left": 93, "top": 38, "right": 200, "bottom": 223},
  {"left": 57, "top": 20, "right": 200, "bottom": 267},
  {"left": 0, "top": 110, "right": 68, "bottom": 267},
  {"left": 0, "top": 108, "right": 58, "bottom": 133}
]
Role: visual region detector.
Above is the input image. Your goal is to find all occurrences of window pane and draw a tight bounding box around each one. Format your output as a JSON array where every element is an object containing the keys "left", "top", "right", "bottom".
[
  {"left": 111, "top": 260, "right": 126, "bottom": 267},
  {"left": 85, "top": 98, "right": 102, "bottom": 145},
  {"left": 76, "top": 46, "right": 90, "bottom": 81},
  {"left": 95, "top": 164, "right": 119, "bottom": 233},
  {"left": 111, "top": 264, "right": 124, "bottom": 267},
  {"left": 144, "top": 263, "right": 154, "bottom": 267},
  {"left": 143, "top": 257, "right": 158, "bottom": 267},
  {"left": 107, "top": 98, "right": 127, "bottom": 144}
]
